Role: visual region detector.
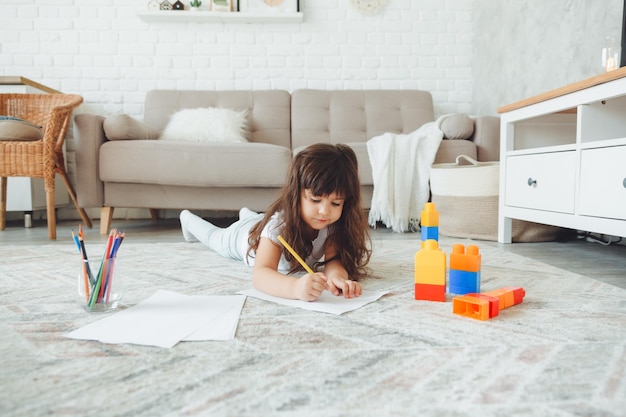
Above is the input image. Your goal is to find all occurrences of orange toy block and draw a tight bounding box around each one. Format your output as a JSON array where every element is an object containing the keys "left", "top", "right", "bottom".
[
  {"left": 483, "top": 287, "right": 526, "bottom": 309},
  {"left": 449, "top": 244, "right": 481, "bottom": 272},
  {"left": 420, "top": 202, "right": 439, "bottom": 227},
  {"left": 452, "top": 295, "right": 490, "bottom": 320},
  {"left": 470, "top": 293, "right": 500, "bottom": 318},
  {"left": 452, "top": 287, "right": 526, "bottom": 321},
  {"left": 414, "top": 239, "right": 446, "bottom": 286},
  {"left": 415, "top": 283, "right": 446, "bottom": 302}
]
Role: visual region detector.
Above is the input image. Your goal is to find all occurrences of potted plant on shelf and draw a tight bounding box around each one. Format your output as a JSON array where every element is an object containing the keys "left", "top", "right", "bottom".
[{"left": 189, "top": 0, "right": 202, "bottom": 11}]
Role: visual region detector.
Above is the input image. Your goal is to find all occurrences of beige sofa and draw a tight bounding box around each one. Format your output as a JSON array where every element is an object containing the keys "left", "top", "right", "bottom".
[{"left": 73, "top": 89, "right": 500, "bottom": 234}]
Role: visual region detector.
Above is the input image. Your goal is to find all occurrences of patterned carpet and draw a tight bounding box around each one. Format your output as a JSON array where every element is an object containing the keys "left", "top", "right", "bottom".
[{"left": 1, "top": 237, "right": 625, "bottom": 417}]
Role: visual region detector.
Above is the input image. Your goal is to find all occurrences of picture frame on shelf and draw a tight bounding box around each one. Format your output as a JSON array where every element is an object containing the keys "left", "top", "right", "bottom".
[
  {"left": 212, "top": 0, "right": 233, "bottom": 12},
  {"left": 239, "top": 0, "right": 298, "bottom": 13}
]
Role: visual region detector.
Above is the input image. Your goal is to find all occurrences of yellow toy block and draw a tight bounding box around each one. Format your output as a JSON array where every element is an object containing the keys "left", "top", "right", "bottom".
[
  {"left": 420, "top": 202, "right": 439, "bottom": 227},
  {"left": 414, "top": 239, "right": 446, "bottom": 286}
]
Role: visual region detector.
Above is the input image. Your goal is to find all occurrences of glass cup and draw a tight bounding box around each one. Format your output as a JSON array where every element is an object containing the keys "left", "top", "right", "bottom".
[
  {"left": 78, "top": 257, "right": 122, "bottom": 312},
  {"left": 602, "top": 36, "right": 620, "bottom": 72}
]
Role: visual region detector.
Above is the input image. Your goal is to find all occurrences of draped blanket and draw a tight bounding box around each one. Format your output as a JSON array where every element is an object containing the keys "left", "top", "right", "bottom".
[{"left": 367, "top": 121, "right": 444, "bottom": 233}]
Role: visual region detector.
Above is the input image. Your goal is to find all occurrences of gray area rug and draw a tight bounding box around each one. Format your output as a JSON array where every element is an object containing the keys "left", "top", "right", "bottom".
[{"left": 1, "top": 237, "right": 625, "bottom": 417}]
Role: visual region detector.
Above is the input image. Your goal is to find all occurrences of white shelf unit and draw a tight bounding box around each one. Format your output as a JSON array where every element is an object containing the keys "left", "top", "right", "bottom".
[
  {"left": 137, "top": 10, "right": 303, "bottom": 23},
  {"left": 497, "top": 68, "right": 626, "bottom": 243}
]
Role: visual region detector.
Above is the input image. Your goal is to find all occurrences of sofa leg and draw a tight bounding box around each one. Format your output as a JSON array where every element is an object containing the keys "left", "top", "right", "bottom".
[
  {"left": 100, "top": 207, "right": 114, "bottom": 234},
  {"left": 149, "top": 209, "right": 159, "bottom": 221}
]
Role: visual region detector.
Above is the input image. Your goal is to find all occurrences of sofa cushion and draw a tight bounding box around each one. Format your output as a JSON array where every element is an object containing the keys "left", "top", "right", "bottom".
[
  {"left": 160, "top": 107, "right": 249, "bottom": 143},
  {"left": 438, "top": 113, "right": 474, "bottom": 140},
  {"left": 103, "top": 114, "right": 160, "bottom": 140},
  {"left": 291, "top": 89, "right": 435, "bottom": 149},
  {"left": 0, "top": 116, "right": 43, "bottom": 141},
  {"left": 99, "top": 140, "right": 291, "bottom": 187}
]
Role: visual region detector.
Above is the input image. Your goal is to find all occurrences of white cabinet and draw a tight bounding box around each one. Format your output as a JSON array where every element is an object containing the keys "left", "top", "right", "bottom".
[
  {"left": 498, "top": 68, "right": 626, "bottom": 243},
  {"left": 578, "top": 145, "right": 626, "bottom": 221},
  {"left": 505, "top": 151, "right": 576, "bottom": 214}
]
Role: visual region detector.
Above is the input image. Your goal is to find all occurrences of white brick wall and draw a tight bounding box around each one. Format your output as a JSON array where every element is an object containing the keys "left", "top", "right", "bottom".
[
  {"left": 0, "top": 0, "right": 474, "bottom": 117},
  {"left": 0, "top": 0, "right": 474, "bottom": 221}
]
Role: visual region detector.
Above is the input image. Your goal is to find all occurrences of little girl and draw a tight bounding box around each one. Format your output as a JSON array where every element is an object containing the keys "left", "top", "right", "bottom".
[{"left": 180, "top": 143, "right": 372, "bottom": 302}]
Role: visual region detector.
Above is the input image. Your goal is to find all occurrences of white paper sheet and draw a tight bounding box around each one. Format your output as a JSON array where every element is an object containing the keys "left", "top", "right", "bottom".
[
  {"left": 239, "top": 288, "right": 387, "bottom": 315},
  {"left": 183, "top": 296, "right": 245, "bottom": 341},
  {"left": 64, "top": 290, "right": 246, "bottom": 348}
]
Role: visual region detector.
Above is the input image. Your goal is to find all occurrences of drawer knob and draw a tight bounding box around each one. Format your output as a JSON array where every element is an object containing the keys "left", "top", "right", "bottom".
[
  {"left": 623, "top": 177, "right": 626, "bottom": 188},
  {"left": 527, "top": 177, "right": 537, "bottom": 187}
]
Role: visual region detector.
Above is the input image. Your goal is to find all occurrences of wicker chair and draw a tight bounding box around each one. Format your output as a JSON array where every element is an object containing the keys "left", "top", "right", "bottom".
[{"left": 0, "top": 93, "right": 92, "bottom": 240}]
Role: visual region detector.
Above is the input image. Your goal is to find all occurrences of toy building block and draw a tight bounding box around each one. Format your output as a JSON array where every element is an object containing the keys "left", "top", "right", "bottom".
[
  {"left": 452, "top": 295, "right": 490, "bottom": 321},
  {"left": 484, "top": 287, "right": 525, "bottom": 309},
  {"left": 452, "top": 287, "right": 526, "bottom": 321},
  {"left": 421, "top": 226, "right": 439, "bottom": 241},
  {"left": 420, "top": 202, "right": 439, "bottom": 241},
  {"left": 414, "top": 239, "right": 446, "bottom": 301},
  {"left": 448, "top": 244, "right": 481, "bottom": 295}
]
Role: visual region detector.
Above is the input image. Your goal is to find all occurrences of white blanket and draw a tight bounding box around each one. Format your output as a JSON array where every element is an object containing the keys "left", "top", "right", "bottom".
[{"left": 367, "top": 121, "right": 443, "bottom": 233}]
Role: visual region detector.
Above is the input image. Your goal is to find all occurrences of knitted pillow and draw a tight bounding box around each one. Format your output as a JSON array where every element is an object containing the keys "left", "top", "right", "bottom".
[
  {"left": 0, "top": 116, "right": 43, "bottom": 141},
  {"left": 437, "top": 113, "right": 474, "bottom": 140}
]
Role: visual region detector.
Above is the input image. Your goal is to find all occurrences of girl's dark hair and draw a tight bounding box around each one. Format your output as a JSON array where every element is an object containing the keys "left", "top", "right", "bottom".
[{"left": 248, "top": 143, "right": 371, "bottom": 279}]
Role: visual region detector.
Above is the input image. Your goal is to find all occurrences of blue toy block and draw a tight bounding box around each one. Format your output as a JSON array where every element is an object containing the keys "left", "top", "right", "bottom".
[
  {"left": 448, "top": 269, "right": 480, "bottom": 295},
  {"left": 421, "top": 226, "right": 438, "bottom": 241}
]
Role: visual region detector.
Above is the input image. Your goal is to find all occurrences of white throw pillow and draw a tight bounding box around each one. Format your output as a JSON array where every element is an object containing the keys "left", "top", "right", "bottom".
[{"left": 159, "top": 107, "right": 249, "bottom": 143}]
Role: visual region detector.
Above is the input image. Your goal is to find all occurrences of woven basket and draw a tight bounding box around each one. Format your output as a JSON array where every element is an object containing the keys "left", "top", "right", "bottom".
[{"left": 430, "top": 155, "right": 565, "bottom": 242}]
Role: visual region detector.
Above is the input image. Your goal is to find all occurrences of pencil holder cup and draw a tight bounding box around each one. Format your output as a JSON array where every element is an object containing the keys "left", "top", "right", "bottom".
[{"left": 78, "top": 257, "right": 122, "bottom": 312}]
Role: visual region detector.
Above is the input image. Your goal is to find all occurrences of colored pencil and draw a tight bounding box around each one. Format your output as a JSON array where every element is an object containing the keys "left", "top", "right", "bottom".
[{"left": 277, "top": 235, "right": 315, "bottom": 274}]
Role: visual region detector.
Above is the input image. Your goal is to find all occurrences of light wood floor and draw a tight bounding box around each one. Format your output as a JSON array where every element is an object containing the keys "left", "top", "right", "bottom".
[{"left": 1, "top": 216, "right": 624, "bottom": 290}]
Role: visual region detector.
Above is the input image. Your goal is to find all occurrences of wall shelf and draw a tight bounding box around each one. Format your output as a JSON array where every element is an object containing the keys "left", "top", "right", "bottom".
[{"left": 137, "top": 10, "right": 303, "bottom": 24}]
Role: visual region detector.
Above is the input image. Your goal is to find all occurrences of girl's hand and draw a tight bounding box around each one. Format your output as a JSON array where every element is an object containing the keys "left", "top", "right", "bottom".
[
  {"left": 327, "top": 276, "right": 362, "bottom": 298},
  {"left": 293, "top": 273, "right": 329, "bottom": 302}
]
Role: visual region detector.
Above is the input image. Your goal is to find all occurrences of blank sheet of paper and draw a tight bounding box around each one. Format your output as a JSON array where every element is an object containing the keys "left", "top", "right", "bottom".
[
  {"left": 64, "top": 290, "right": 246, "bottom": 348},
  {"left": 239, "top": 288, "right": 387, "bottom": 315}
]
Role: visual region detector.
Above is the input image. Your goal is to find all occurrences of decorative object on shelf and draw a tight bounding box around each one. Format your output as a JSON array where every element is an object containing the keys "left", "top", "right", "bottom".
[
  {"left": 160, "top": 0, "right": 173, "bottom": 10},
  {"left": 189, "top": 0, "right": 204, "bottom": 10},
  {"left": 173, "top": 0, "right": 185, "bottom": 9},
  {"left": 212, "top": 0, "right": 232, "bottom": 11},
  {"left": 147, "top": 0, "right": 160, "bottom": 11},
  {"left": 240, "top": 0, "right": 298, "bottom": 13},
  {"left": 602, "top": 36, "right": 620, "bottom": 72},
  {"left": 349, "top": 0, "right": 389, "bottom": 15}
]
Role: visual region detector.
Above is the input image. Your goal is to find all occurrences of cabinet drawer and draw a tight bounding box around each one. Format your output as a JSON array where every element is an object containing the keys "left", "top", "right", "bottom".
[
  {"left": 505, "top": 151, "right": 576, "bottom": 213},
  {"left": 579, "top": 146, "right": 626, "bottom": 220}
]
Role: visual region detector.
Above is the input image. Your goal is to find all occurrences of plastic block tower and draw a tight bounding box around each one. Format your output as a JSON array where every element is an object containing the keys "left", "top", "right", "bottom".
[
  {"left": 448, "top": 244, "right": 481, "bottom": 295},
  {"left": 452, "top": 287, "right": 526, "bottom": 320},
  {"left": 420, "top": 202, "right": 439, "bottom": 241},
  {"left": 414, "top": 239, "right": 446, "bottom": 301}
]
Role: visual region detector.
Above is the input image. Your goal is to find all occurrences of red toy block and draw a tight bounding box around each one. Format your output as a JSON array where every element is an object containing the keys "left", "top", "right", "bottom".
[
  {"left": 415, "top": 283, "right": 446, "bottom": 302},
  {"left": 466, "top": 293, "right": 500, "bottom": 318}
]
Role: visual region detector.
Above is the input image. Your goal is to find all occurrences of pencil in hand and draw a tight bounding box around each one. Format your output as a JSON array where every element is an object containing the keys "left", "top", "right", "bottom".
[{"left": 277, "top": 235, "right": 315, "bottom": 275}]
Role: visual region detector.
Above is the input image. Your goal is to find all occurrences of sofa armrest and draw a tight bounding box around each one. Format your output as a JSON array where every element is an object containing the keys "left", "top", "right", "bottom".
[
  {"left": 73, "top": 114, "right": 106, "bottom": 208},
  {"left": 471, "top": 116, "right": 500, "bottom": 162}
]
